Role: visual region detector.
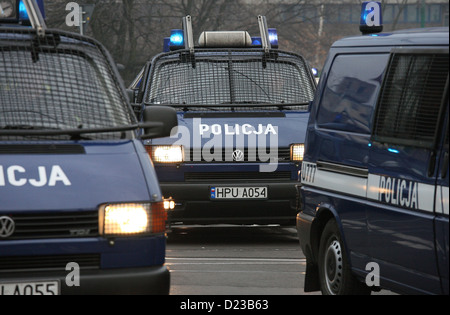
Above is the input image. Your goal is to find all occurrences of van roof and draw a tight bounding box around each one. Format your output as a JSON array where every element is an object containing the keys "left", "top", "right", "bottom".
[{"left": 332, "top": 27, "right": 449, "bottom": 48}]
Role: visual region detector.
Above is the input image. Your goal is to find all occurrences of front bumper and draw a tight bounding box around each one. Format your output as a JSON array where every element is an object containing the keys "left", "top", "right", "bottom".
[
  {"left": 0, "top": 265, "right": 170, "bottom": 295},
  {"left": 162, "top": 181, "right": 298, "bottom": 225}
]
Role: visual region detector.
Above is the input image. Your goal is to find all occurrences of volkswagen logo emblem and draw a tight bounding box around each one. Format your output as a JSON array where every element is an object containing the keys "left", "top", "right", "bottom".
[
  {"left": 232, "top": 149, "right": 244, "bottom": 162},
  {"left": 0, "top": 216, "right": 15, "bottom": 238}
]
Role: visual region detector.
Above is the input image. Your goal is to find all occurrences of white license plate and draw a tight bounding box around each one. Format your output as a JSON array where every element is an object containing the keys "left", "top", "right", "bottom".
[
  {"left": 0, "top": 281, "right": 59, "bottom": 295},
  {"left": 210, "top": 186, "right": 267, "bottom": 199}
]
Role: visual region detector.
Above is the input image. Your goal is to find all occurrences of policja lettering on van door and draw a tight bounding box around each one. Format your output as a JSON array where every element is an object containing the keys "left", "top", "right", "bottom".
[
  {"left": 378, "top": 175, "right": 418, "bottom": 209},
  {"left": 0, "top": 165, "right": 71, "bottom": 187}
]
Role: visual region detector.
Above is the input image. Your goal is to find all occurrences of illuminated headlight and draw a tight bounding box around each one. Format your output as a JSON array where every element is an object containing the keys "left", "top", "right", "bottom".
[
  {"left": 149, "top": 145, "right": 184, "bottom": 163},
  {"left": 291, "top": 144, "right": 305, "bottom": 162},
  {"left": 163, "top": 198, "right": 175, "bottom": 210},
  {"left": 99, "top": 202, "right": 166, "bottom": 236}
]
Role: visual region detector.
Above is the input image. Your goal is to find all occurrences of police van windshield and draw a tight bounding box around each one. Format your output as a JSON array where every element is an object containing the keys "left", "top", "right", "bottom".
[
  {"left": 0, "top": 29, "right": 135, "bottom": 140},
  {"left": 145, "top": 49, "right": 315, "bottom": 111}
]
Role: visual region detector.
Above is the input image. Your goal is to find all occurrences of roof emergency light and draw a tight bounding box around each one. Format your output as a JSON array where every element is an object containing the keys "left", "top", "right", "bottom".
[
  {"left": 251, "top": 37, "right": 261, "bottom": 46},
  {"left": 18, "top": 0, "right": 27, "bottom": 19},
  {"left": 198, "top": 31, "right": 252, "bottom": 48},
  {"left": 251, "top": 28, "right": 278, "bottom": 48},
  {"left": 163, "top": 15, "right": 279, "bottom": 51},
  {"left": 268, "top": 28, "right": 278, "bottom": 47},
  {"left": 360, "top": 1, "right": 383, "bottom": 34},
  {"left": 170, "top": 29, "right": 184, "bottom": 47}
]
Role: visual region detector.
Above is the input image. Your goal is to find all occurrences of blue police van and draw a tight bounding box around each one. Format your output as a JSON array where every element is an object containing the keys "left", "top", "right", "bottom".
[
  {"left": 0, "top": 0, "right": 176, "bottom": 294},
  {"left": 296, "top": 2, "right": 449, "bottom": 295},
  {"left": 130, "top": 16, "right": 316, "bottom": 227}
]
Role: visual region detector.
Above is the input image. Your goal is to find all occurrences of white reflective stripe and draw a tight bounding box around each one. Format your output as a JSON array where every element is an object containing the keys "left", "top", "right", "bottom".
[
  {"left": 436, "top": 187, "right": 443, "bottom": 214},
  {"left": 301, "top": 162, "right": 367, "bottom": 198},
  {"left": 367, "top": 174, "right": 381, "bottom": 200},
  {"left": 439, "top": 186, "right": 449, "bottom": 215},
  {"left": 418, "top": 182, "right": 436, "bottom": 212},
  {"left": 302, "top": 163, "right": 443, "bottom": 213}
]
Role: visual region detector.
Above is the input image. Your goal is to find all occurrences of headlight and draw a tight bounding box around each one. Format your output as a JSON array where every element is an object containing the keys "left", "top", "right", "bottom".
[
  {"left": 148, "top": 145, "right": 184, "bottom": 163},
  {"left": 99, "top": 202, "right": 166, "bottom": 236},
  {"left": 290, "top": 144, "right": 305, "bottom": 162}
]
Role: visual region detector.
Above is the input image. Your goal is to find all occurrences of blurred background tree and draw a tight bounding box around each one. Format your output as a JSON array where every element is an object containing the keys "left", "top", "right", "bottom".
[{"left": 45, "top": 0, "right": 449, "bottom": 86}]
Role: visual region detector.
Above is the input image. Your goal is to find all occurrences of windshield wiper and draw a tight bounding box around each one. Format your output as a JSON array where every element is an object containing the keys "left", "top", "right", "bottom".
[
  {"left": 0, "top": 122, "right": 162, "bottom": 138},
  {"left": 221, "top": 101, "right": 272, "bottom": 105},
  {"left": 0, "top": 124, "right": 129, "bottom": 136},
  {"left": 0, "top": 125, "right": 61, "bottom": 130},
  {"left": 153, "top": 104, "right": 219, "bottom": 111}
]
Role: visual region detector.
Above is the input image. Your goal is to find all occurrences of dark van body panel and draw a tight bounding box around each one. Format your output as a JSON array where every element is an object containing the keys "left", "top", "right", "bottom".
[{"left": 297, "top": 27, "right": 449, "bottom": 295}]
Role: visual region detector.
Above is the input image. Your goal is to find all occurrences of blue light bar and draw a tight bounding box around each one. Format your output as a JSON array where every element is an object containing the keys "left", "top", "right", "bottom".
[
  {"left": 251, "top": 29, "right": 278, "bottom": 48},
  {"left": 170, "top": 29, "right": 184, "bottom": 47},
  {"left": 360, "top": 1, "right": 383, "bottom": 34},
  {"left": 268, "top": 28, "right": 278, "bottom": 47},
  {"left": 18, "top": 0, "right": 27, "bottom": 20},
  {"left": 18, "top": 0, "right": 46, "bottom": 24},
  {"left": 251, "top": 37, "right": 262, "bottom": 46},
  {"left": 388, "top": 148, "right": 400, "bottom": 154}
]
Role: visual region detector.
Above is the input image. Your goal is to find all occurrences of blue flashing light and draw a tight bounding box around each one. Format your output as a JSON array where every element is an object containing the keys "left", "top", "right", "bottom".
[
  {"left": 18, "top": 0, "right": 28, "bottom": 20},
  {"left": 251, "top": 29, "right": 278, "bottom": 48},
  {"left": 360, "top": 2, "right": 383, "bottom": 34},
  {"left": 360, "top": 2, "right": 382, "bottom": 26},
  {"left": 388, "top": 148, "right": 400, "bottom": 154},
  {"left": 18, "top": 0, "right": 46, "bottom": 23},
  {"left": 311, "top": 68, "right": 318, "bottom": 77},
  {"left": 268, "top": 28, "right": 278, "bottom": 47},
  {"left": 170, "top": 29, "right": 184, "bottom": 47},
  {"left": 251, "top": 37, "right": 262, "bottom": 46}
]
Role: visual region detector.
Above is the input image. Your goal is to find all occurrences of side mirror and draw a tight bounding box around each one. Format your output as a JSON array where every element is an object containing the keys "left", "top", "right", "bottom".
[
  {"left": 127, "top": 89, "right": 143, "bottom": 120},
  {"left": 126, "top": 89, "right": 135, "bottom": 103},
  {"left": 140, "top": 106, "right": 178, "bottom": 139}
]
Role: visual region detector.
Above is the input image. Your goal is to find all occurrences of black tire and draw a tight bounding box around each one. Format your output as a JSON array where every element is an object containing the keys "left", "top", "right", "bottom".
[{"left": 318, "top": 219, "right": 371, "bottom": 295}]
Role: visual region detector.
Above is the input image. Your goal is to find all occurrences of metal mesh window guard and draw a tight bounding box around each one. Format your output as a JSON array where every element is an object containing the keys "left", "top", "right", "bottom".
[
  {"left": 373, "top": 51, "right": 449, "bottom": 148},
  {"left": 0, "top": 28, "right": 135, "bottom": 140},
  {"left": 145, "top": 49, "right": 315, "bottom": 111}
]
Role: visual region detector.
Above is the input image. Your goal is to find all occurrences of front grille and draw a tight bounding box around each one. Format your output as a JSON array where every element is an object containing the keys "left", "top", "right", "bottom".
[
  {"left": 186, "top": 147, "right": 291, "bottom": 163},
  {"left": 185, "top": 171, "right": 292, "bottom": 182},
  {"left": 0, "top": 254, "right": 100, "bottom": 272},
  {"left": 1, "top": 211, "right": 98, "bottom": 240}
]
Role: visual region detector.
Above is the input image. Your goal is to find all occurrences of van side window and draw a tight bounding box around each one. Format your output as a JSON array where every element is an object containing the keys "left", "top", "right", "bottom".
[
  {"left": 372, "top": 50, "right": 449, "bottom": 149},
  {"left": 316, "top": 54, "right": 389, "bottom": 134}
]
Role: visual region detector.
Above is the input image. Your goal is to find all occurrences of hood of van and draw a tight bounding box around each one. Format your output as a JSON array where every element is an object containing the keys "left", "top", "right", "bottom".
[
  {"left": 150, "top": 111, "right": 310, "bottom": 149},
  {"left": 0, "top": 140, "right": 157, "bottom": 212}
]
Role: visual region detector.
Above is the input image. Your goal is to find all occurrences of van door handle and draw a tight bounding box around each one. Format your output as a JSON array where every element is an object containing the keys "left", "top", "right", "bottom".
[
  {"left": 428, "top": 151, "right": 436, "bottom": 178},
  {"left": 441, "top": 151, "right": 448, "bottom": 179}
]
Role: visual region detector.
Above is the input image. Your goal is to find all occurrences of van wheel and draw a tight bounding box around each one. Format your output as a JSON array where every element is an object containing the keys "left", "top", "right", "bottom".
[{"left": 318, "top": 219, "right": 371, "bottom": 295}]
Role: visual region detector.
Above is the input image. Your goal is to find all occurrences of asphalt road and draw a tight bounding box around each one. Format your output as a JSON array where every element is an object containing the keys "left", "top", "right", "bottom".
[
  {"left": 166, "top": 225, "right": 313, "bottom": 295},
  {"left": 166, "top": 225, "right": 397, "bottom": 296}
]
